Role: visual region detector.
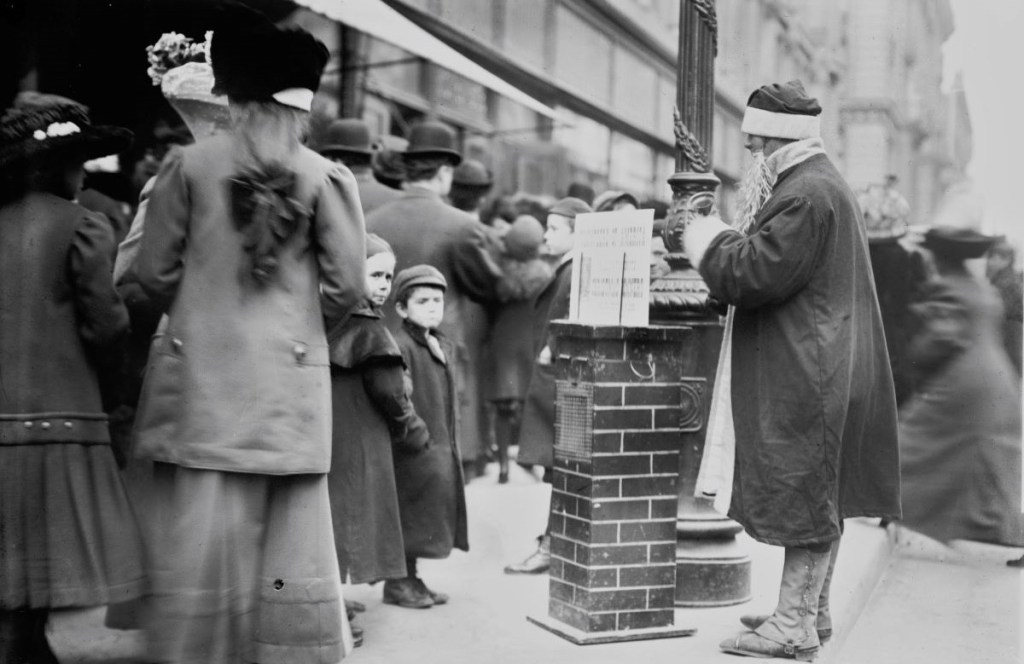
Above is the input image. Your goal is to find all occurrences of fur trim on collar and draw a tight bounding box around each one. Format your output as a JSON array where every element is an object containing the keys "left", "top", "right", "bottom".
[{"left": 767, "top": 138, "right": 826, "bottom": 178}]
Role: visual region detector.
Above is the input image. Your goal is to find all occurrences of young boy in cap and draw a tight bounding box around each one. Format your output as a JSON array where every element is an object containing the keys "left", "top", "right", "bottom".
[{"left": 387, "top": 265, "right": 469, "bottom": 608}]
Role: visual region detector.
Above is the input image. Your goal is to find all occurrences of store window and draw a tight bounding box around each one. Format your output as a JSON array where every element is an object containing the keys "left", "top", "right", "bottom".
[
  {"left": 611, "top": 46, "right": 658, "bottom": 133},
  {"left": 502, "top": 0, "right": 549, "bottom": 72},
  {"left": 554, "top": 6, "right": 612, "bottom": 105},
  {"left": 609, "top": 132, "right": 655, "bottom": 198},
  {"left": 554, "top": 107, "right": 610, "bottom": 177}
]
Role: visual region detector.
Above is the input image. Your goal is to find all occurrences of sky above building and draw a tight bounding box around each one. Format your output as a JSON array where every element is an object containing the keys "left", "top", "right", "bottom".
[{"left": 945, "top": 0, "right": 1024, "bottom": 246}]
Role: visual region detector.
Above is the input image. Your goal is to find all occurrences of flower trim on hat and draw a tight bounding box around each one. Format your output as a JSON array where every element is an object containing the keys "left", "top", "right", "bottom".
[
  {"left": 147, "top": 31, "right": 212, "bottom": 86},
  {"left": 33, "top": 122, "right": 81, "bottom": 141}
]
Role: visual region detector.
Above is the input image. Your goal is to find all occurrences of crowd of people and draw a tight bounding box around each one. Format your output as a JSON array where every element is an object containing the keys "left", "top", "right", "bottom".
[{"left": 1, "top": 8, "right": 1022, "bottom": 664}]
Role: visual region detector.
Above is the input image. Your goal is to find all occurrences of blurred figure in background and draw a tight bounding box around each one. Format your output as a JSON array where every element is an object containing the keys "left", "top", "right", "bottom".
[
  {"left": 319, "top": 118, "right": 400, "bottom": 215},
  {"left": 565, "top": 181, "right": 595, "bottom": 206},
  {"left": 0, "top": 92, "right": 144, "bottom": 663},
  {"left": 898, "top": 227, "right": 1023, "bottom": 548},
  {"left": 371, "top": 135, "right": 408, "bottom": 191},
  {"left": 593, "top": 188, "right": 639, "bottom": 212},
  {"left": 483, "top": 215, "right": 554, "bottom": 483},
  {"left": 986, "top": 237, "right": 1023, "bottom": 375},
  {"left": 449, "top": 158, "right": 492, "bottom": 220},
  {"left": 858, "top": 181, "right": 930, "bottom": 405}
]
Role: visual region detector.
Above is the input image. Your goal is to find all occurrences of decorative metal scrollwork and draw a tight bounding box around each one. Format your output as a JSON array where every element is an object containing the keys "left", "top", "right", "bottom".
[
  {"left": 693, "top": 0, "right": 718, "bottom": 55},
  {"left": 673, "top": 106, "right": 711, "bottom": 174}
]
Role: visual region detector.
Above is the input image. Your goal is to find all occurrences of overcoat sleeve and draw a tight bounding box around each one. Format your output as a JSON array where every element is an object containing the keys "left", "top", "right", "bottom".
[
  {"left": 69, "top": 210, "right": 130, "bottom": 348},
  {"left": 314, "top": 166, "right": 367, "bottom": 328},
  {"left": 449, "top": 222, "right": 502, "bottom": 303},
  {"left": 135, "top": 147, "right": 189, "bottom": 312},
  {"left": 699, "top": 196, "right": 827, "bottom": 309},
  {"left": 362, "top": 361, "right": 432, "bottom": 453}
]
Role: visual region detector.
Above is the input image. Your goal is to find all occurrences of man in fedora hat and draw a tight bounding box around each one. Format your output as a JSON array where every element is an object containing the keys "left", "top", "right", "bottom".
[
  {"left": 319, "top": 118, "right": 401, "bottom": 215},
  {"left": 680, "top": 80, "right": 900, "bottom": 660},
  {"left": 367, "top": 119, "right": 502, "bottom": 479}
]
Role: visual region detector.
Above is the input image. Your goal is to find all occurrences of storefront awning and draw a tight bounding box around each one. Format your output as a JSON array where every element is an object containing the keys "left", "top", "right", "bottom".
[{"left": 293, "top": 0, "right": 562, "bottom": 120}]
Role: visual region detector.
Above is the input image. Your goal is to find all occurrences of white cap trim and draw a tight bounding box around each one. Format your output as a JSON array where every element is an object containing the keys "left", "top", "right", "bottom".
[
  {"left": 741, "top": 106, "right": 820, "bottom": 140},
  {"left": 272, "top": 88, "right": 315, "bottom": 111}
]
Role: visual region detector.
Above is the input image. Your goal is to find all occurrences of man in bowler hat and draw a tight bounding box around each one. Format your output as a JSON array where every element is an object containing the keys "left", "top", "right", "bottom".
[
  {"left": 367, "top": 120, "right": 502, "bottom": 478},
  {"left": 681, "top": 80, "right": 900, "bottom": 660},
  {"left": 319, "top": 118, "right": 401, "bottom": 215}
]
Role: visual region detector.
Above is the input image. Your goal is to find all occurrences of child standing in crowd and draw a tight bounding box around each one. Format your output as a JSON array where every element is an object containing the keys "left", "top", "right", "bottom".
[
  {"left": 0, "top": 92, "right": 145, "bottom": 662},
  {"left": 327, "top": 235, "right": 431, "bottom": 642},
  {"left": 388, "top": 265, "right": 469, "bottom": 608},
  {"left": 506, "top": 196, "right": 592, "bottom": 574}
]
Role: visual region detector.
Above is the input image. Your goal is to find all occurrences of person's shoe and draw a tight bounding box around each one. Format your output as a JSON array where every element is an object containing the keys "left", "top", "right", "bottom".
[
  {"left": 351, "top": 624, "right": 364, "bottom": 648},
  {"left": 719, "top": 631, "right": 819, "bottom": 661},
  {"left": 739, "top": 614, "right": 831, "bottom": 644},
  {"left": 412, "top": 578, "right": 449, "bottom": 605},
  {"left": 1008, "top": 555, "right": 1024, "bottom": 568},
  {"left": 504, "top": 535, "right": 551, "bottom": 574},
  {"left": 382, "top": 578, "right": 434, "bottom": 609}
]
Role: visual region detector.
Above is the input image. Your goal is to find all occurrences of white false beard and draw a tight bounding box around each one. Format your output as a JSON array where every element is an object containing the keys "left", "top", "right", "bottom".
[{"left": 736, "top": 151, "right": 776, "bottom": 234}]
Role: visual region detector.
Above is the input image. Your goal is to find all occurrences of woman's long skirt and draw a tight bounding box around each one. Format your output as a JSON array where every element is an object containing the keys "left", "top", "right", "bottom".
[{"left": 144, "top": 463, "right": 353, "bottom": 664}]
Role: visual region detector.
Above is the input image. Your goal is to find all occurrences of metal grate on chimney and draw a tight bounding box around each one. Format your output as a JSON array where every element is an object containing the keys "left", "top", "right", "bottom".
[{"left": 554, "top": 381, "right": 594, "bottom": 461}]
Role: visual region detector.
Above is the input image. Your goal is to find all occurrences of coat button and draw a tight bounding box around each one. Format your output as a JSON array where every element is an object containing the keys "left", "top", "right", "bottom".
[
  {"left": 40, "top": 421, "right": 51, "bottom": 430},
  {"left": 24, "top": 421, "right": 33, "bottom": 428},
  {"left": 172, "top": 338, "right": 184, "bottom": 351},
  {"left": 293, "top": 344, "right": 307, "bottom": 359},
  {"left": 64, "top": 421, "right": 74, "bottom": 429}
]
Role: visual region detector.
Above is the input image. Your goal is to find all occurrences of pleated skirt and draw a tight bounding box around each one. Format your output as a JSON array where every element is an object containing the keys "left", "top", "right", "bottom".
[{"left": 0, "top": 443, "right": 146, "bottom": 609}]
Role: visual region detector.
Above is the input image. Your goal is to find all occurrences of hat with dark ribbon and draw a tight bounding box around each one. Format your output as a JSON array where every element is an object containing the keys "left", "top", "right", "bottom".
[
  {"left": 403, "top": 120, "right": 462, "bottom": 165},
  {"left": 741, "top": 79, "right": 822, "bottom": 140},
  {"left": 319, "top": 119, "right": 374, "bottom": 157},
  {"left": 210, "top": 2, "right": 328, "bottom": 111},
  {"left": 922, "top": 225, "right": 997, "bottom": 260},
  {"left": 0, "top": 92, "right": 132, "bottom": 172}
]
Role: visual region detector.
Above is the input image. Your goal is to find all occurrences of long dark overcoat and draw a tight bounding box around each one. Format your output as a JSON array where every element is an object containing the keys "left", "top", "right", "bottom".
[
  {"left": 699, "top": 153, "right": 901, "bottom": 546},
  {"left": 899, "top": 272, "right": 1023, "bottom": 545},
  {"left": 393, "top": 321, "right": 469, "bottom": 558},
  {"left": 517, "top": 258, "right": 573, "bottom": 468},
  {"left": 367, "top": 187, "right": 499, "bottom": 464},
  {"left": 327, "top": 305, "right": 431, "bottom": 583}
]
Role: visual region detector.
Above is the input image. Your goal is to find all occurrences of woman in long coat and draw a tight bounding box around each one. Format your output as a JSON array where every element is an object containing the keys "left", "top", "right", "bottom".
[
  {"left": 132, "top": 15, "right": 366, "bottom": 663},
  {"left": 899, "top": 227, "right": 1023, "bottom": 546},
  {"left": 0, "top": 92, "right": 145, "bottom": 662}
]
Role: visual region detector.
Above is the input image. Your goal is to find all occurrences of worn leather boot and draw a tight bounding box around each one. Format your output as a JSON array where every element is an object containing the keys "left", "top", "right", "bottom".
[
  {"left": 412, "top": 578, "right": 449, "bottom": 605},
  {"left": 739, "top": 539, "right": 840, "bottom": 644},
  {"left": 382, "top": 578, "right": 434, "bottom": 609},
  {"left": 721, "top": 546, "right": 831, "bottom": 661},
  {"left": 503, "top": 534, "right": 550, "bottom": 574}
]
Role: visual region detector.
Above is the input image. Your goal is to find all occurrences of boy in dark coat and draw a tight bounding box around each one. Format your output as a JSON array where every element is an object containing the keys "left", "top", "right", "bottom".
[
  {"left": 327, "top": 235, "right": 431, "bottom": 639},
  {"left": 387, "top": 265, "right": 469, "bottom": 609}
]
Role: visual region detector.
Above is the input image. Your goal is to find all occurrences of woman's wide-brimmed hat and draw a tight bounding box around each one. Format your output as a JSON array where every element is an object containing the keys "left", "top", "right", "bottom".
[
  {"left": 319, "top": 119, "right": 374, "bottom": 157},
  {"left": 0, "top": 92, "right": 132, "bottom": 172},
  {"left": 403, "top": 120, "right": 462, "bottom": 165},
  {"left": 922, "top": 225, "right": 998, "bottom": 260},
  {"left": 161, "top": 62, "right": 230, "bottom": 139},
  {"left": 211, "top": 3, "right": 328, "bottom": 111}
]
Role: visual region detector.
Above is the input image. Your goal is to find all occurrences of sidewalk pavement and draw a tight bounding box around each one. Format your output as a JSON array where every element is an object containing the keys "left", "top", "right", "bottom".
[{"left": 49, "top": 459, "right": 908, "bottom": 664}]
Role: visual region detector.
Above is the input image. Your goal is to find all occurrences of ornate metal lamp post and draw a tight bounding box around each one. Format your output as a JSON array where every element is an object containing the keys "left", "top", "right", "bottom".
[{"left": 650, "top": 0, "right": 751, "bottom": 607}]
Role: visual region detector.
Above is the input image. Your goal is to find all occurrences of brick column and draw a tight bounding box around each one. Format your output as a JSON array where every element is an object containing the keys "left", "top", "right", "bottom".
[{"left": 527, "top": 322, "right": 696, "bottom": 644}]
